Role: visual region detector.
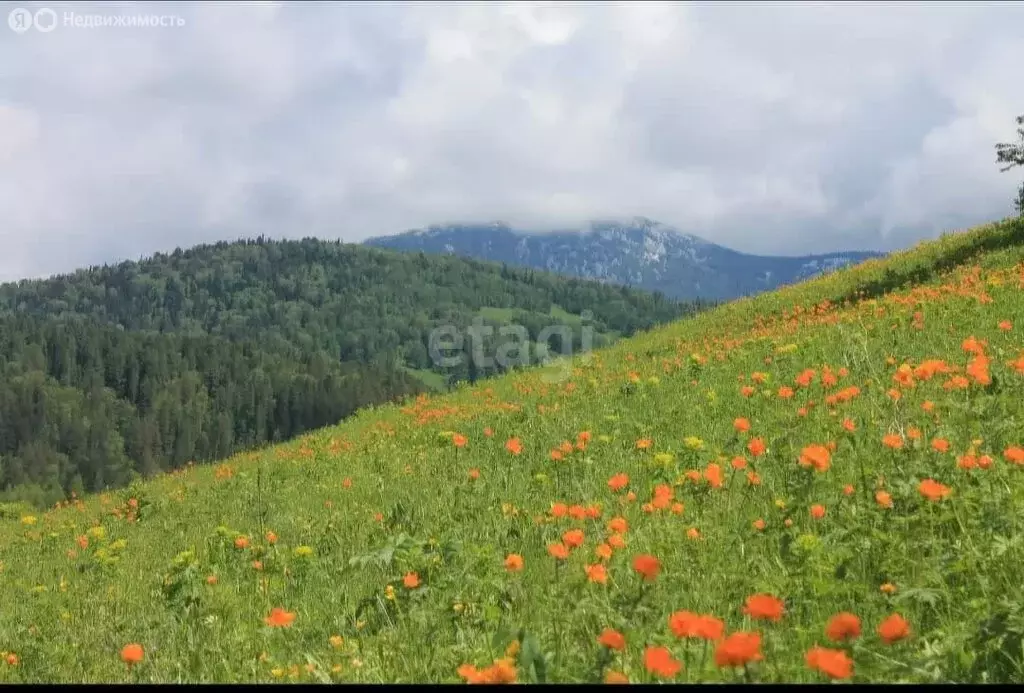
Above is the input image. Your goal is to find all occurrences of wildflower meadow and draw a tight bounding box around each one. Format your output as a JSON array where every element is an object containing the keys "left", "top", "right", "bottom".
[{"left": 2, "top": 218, "right": 1024, "bottom": 683}]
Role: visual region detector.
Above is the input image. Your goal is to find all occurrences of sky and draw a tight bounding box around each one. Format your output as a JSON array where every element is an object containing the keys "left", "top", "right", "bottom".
[{"left": 2, "top": 0, "right": 1023, "bottom": 282}]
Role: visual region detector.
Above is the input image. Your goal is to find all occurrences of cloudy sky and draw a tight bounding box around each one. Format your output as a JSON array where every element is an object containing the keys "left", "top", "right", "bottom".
[{"left": 2, "top": 1, "right": 1023, "bottom": 281}]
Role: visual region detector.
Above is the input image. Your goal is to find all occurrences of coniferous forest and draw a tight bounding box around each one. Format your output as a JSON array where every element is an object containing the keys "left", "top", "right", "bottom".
[{"left": 0, "top": 237, "right": 705, "bottom": 505}]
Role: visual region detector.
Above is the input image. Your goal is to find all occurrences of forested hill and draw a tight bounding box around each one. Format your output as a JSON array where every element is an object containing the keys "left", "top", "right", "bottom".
[{"left": 0, "top": 237, "right": 703, "bottom": 506}]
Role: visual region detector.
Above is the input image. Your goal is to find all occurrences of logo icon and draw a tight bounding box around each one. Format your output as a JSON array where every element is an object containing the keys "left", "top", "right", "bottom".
[
  {"left": 34, "top": 8, "right": 57, "bottom": 32},
  {"left": 8, "top": 7, "right": 33, "bottom": 33}
]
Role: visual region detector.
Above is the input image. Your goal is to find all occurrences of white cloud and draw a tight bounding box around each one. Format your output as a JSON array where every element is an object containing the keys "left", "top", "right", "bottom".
[{"left": 1, "top": 0, "right": 1023, "bottom": 281}]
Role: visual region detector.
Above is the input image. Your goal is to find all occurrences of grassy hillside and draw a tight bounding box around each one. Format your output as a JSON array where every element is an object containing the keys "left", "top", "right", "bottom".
[
  {"left": 0, "top": 238, "right": 698, "bottom": 507},
  {"left": 1, "top": 218, "right": 1023, "bottom": 683}
]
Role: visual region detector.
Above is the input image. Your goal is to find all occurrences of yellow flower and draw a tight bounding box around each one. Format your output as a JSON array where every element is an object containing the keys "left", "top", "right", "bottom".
[
  {"left": 329, "top": 635, "right": 344, "bottom": 649},
  {"left": 653, "top": 452, "right": 674, "bottom": 466},
  {"left": 271, "top": 668, "right": 285, "bottom": 678},
  {"left": 294, "top": 545, "right": 314, "bottom": 558},
  {"left": 20, "top": 515, "right": 37, "bottom": 526},
  {"left": 505, "top": 640, "right": 521, "bottom": 658},
  {"left": 385, "top": 585, "right": 396, "bottom": 601},
  {"left": 87, "top": 526, "right": 106, "bottom": 541},
  {"left": 683, "top": 436, "right": 705, "bottom": 451}
]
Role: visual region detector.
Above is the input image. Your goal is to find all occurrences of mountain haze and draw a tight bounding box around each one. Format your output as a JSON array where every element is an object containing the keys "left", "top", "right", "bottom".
[{"left": 365, "top": 218, "right": 884, "bottom": 301}]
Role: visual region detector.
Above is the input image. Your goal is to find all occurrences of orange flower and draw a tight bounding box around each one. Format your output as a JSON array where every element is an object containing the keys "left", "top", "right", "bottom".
[
  {"left": 686, "top": 527, "right": 701, "bottom": 540},
  {"left": 596, "top": 543, "right": 613, "bottom": 560},
  {"left": 550, "top": 503, "right": 568, "bottom": 518},
  {"left": 918, "top": 479, "right": 951, "bottom": 502},
  {"left": 825, "top": 612, "right": 861, "bottom": 642},
  {"left": 882, "top": 434, "right": 903, "bottom": 450},
  {"left": 842, "top": 418, "right": 856, "bottom": 432},
  {"left": 730, "top": 456, "right": 747, "bottom": 470},
  {"left": 635, "top": 438, "right": 653, "bottom": 450},
  {"left": 608, "top": 534, "right": 626, "bottom": 550},
  {"left": 753, "top": 518, "right": 766, "bottom": 531},
  {"left": 704, "top": 463, "right": 724, "bottom": 488},
  {"left": 1004, "top": 446, "right": 1024, "bottom": 465},
  {"left": 930, "top": 438, "right": 950, "bottom": 453},
  {"left": 669, "top": 611, "right": 725, "bottom": 640},
  {"left": 264, "top": 607, "right": 296, "bottom": 628},
  {"left": 643, "top": 646, "right": 682, "bottom": 678},
  {"left": 746, "top": 471, "right": 762, "bottom": 486},
  {"left": 5, "top": 653, "right": 17, "bottom": 666},
  {"left": 483, "top": 426, "right": 494, "bottom": 437},
  {"left": 670, "top": 502, "right": 684, "bottom": 515},
  {"left": 598, "top": 628, "right": 626, "bottom": 651},
  {"left": 120, "top": 643, "right": 144, "bottom": 665},
  {"left": 504, "top": 553, "right": 524, "bottom": 572},
  {"left": 547, "top": 543, "right": 570, "bottom": 560},
  {"left": 585, "top": 563, "right": 608, "bottom": 584},
  {"left": 604, "top": 671, "right": 629, "bottom": 683},
  {"left": 805, "top": 646, "right": 853, "bottom": 679},
  {"left": 568, "top": 505, "right": 587, "bottom": 520},
  {"left": 999, "top": 320, "right": 1013, "bottom": 331},
  {"left": 607, "top": 517, "right": 628, "bottom": 534},
  {"left": 468, "top": 468, "right": 480, "bottom": 480},
  {"left": 452, "top": 433, "right": 468, "bottom": 448},
  {"left": 505, "top": 438, "right": 523, "bottom": 455},
  {"left": 403, "top": 572, "right": 420, "bottom": 589},
  {"left": 205, "top": 574, "right": 218, "bottom": 585},
  {"left": 714, "top": 631, "right": 763, "bottom": 669},
  {"left": 877, "top": 613, "right": 911, "bottom": 644},
  {"left": 741, "top": 385, "right": 756, "bottom": 397},
  {"left": 810, "top": 504, "right": 826, "bottom": 519},
  {"left": 632, "top": 554, "right": 661, "bottom": 582},
  {"left": 875, "top": 491, "right": 893, "bottom": 509},
  {"left": 742, "top": 594, "right": 784, "bottom": 622},
  {"left": 265, "top": 531, "right": 278, "bottom": 545},
  {"left": 842, "top": 484, "right": 855, "bottom": 496},
  {"left": 777, "top": 386, "right": 794, "bottom": 399},
  {"left": 747, "top": 438, "right": 766, "bottom": 457},
  {"left": 733, "top": 417, "right": 751, "bottom": 433},
  {"left": 880, "top": 582, "right": 897, "bottom": 595},
  {"left": 234, "top": 536, "right": 250, "bottom": 550},
  {"left": 563, "top": 529, "right": 585, "bottom": 548},
  {"left": 798, "top": 444, "right": 831, "bottom": 472},
  {"left": 607, "top": 473, "right": 630, "bottom": 492}
]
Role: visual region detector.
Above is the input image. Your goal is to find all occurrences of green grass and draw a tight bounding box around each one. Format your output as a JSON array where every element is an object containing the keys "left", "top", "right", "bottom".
[
  {"left": 2, "top": 217, "right": 1024, "bottom": 683},
  {"left": 402, "top": 367, "right": 449, "bottom": 392}
]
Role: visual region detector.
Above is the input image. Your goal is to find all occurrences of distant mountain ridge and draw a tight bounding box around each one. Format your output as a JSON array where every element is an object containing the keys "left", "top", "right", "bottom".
[{"left": 364, "top": 217, "right": 884, "bottom": 301}]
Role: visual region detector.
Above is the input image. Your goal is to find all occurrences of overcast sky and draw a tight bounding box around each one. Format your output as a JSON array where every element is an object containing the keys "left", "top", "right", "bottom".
[{"left": 2, "top": 1, "right": 1023, "bottom": 281}]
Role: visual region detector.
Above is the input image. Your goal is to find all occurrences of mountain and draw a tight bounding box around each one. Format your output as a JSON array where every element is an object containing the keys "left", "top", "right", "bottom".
[
  {"left": 0, "top": 237, "right": 699, "bottom": 506},
  {"left": 364, "top": 217, "right": 884, "bottom": 301}
]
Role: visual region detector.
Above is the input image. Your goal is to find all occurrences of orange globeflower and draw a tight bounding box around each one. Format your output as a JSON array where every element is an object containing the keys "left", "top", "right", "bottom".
[
  {"left": 875, "top": 491, "right": 893, "bottom": 509},
  {"left": 752, "top": 518, "right": 766, "bottom": 531},
  {"left": 999, "top": 320, "right": 1013, "bottom": 331},
  {"left": 604, "top": 671, "right": 629, "bottom": 684},
  {"left": 607, "top": 517, "right": 628, "bottom": 534},
  {"left": 643, "top": 646, "right": 682, "bottom": 678},
  {"left": 403, "top": 572, "right": 420, "bottom": 589},
  {"left": 730, "top": 456, "right": 747, "bottom": 470},
  {"left": 504, "top": 554, "right": 524, "bottom": 572},
  {"left": 805, "top": 646, "right": 853, "bottom": 679},
  {"left": 842, "top": 484, "right": 855, "bottom": 496},
  {"left": 669, "top": 611, "right": 725, "bottom": 641},
  {"left": 882, "top": 433, "right": 904, "bottom": 449},
  {"left": 714, "top": 631, "right": 763, "bottom": 669},
  {"left": 930, "top": 438, "right": 950, "bottom": 453},
  {"left": 877, "top": 614, "right": 911, "bottom": 644},
  {"left": 607, "top": 473, "right": 630, "bottom": 492},
  {"left": 742, "top": 594, "right": 784, "bottom": 622},
  {"left": 598, "top": 628, "right": 626, "bottom": 651},
  {"left": 733, "top": 417, "right": 751, "bottom": 433},
  {"left": 632, "top": 554, "right": 661, "bottom": 582},
  {"left": 825, "top": 612, "right": 862, "bottom": 642},
  {"left": 234, "top": 536, "right": 250, "bottom": 550},
  {"left": 452, "top": 433, "right": 468, "bottom": 448},
  {"left": 547, "top": 543, "right": 570, "bottom": 560},
  {"left": 264, "top": 607, "right": 297, "bottom": 628},
  {"left": 918, "top": 479, "right": 951, "bottom": 502},
  {"left": 505, "top": 438, "right": 523, "bottom": 455},
  {"left": 810, "top": 504, "right": 826, "bottom": 519},
  {"left": 596, "top": 543, "right": 613, "bottom": 561},
  {"left": 120, "top": 643, "right": 144, "bottom": 666},
  {"left": 608, "top": 534, "right": 627, "bottom": 550},
  {"left": 265, "top": 531, "right": 278, "bottom": 545},
  {"left": 747, "top": 438, "right": 766, "bottom": 457},
  {"left": 550, "top": 502, "right": 568, "bottom": 518},
  {"left": 563, "top": 529, "right": 585, "bottom": 548},
  {"left": 585, "top": 563, "right": 608, "bottom": 584},
  {"left": 798, "top": 444, "right": 831, "bottom": 472},
  {"left": 636, "top": 438, "right": 653, "bottom": 450},
  {"left": 686, "top": 527, "right": 701, "bottom": 540},
  {"left": 468, "top": 468, "right": 480, "bottom": 480},
  {"left": 1004, "top": 446, "right": 1024, "bottom": 465}
]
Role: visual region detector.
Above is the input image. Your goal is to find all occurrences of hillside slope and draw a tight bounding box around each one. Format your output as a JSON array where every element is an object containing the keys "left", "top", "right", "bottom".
[
  {"left": 364, "top": 217, "right": 883, "bottom": 301},
  {"left": 1, "top": 218, "right": 1023, "bottom": 683},
  {"left": 0, "top": 238, "right": 697, "bottom": 506}
]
